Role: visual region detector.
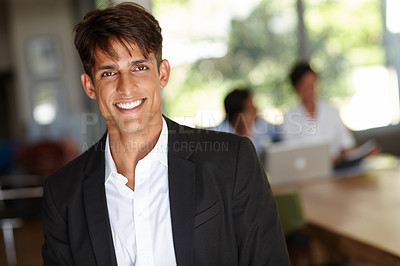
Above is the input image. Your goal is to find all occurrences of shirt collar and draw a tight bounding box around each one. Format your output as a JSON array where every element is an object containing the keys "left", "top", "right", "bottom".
[
  {"left": 149, "top": 117, "right": 168, "bottom": 167},
  {"left": 105, "top": 117, "right": 168, "bottom": 183},
  {"left": 298, "top": 100, "right": 321, "bottom": 117}
]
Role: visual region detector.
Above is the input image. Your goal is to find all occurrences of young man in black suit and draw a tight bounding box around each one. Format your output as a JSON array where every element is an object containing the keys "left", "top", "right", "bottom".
[{"left": 41, "top": 2, "right": 290, "bottom": 265}]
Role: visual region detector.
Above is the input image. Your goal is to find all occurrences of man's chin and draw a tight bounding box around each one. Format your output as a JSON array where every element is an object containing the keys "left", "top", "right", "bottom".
[
  {"left": 104, "top": 120, "right": 142, "bottom": 135},
  {"left": 106, "top": 113, "right": 163, "bottom": 135},
  {"left": 119, "top": 122, "right": 145, "bottom": 135}
]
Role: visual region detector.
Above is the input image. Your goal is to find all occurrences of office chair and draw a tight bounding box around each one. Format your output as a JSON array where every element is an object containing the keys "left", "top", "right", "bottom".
[
  {"left": 0, "top": 174, "right": 43, "bottom": 266},
  {"left": 274, "top": 192, "right": 311, "bottom": 266}
]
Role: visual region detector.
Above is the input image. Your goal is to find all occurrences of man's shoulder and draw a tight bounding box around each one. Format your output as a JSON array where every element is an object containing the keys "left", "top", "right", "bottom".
[
  {"left": 45, "top": 149, "right": 87, "bottom": 193},
  {"left": 166, "top": 117, "right": 241, "bottom": 141},
  {"left": 208, "top": 119, "right": 234, "bottom": 134},
  {"left": 166, "top": 117, "right": 247, "bottom": 156},
  {"left": 175, "top": 122, "right": 242, "bottom": 143},
  {"left": 46, "top": 136, "right": 105, "bottom": 189},
  {"left": 49, "top": 147, "right": 89, "bottom": 177},
  {"left": 318, "top": 100, "right": 340, "bottom": 116}
]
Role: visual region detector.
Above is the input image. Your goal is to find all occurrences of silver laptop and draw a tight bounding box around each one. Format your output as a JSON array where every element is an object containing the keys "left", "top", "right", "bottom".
[{"left": 263, "top": 140, "right": 333, "bottom": 185}]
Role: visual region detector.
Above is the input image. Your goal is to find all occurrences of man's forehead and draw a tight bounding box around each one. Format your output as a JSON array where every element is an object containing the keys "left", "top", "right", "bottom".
[
  {"left": 93, "top": 45, "right": 155, "bottom": 66},
  {"left": 95, "top": 41, "right": 139, "bottom": 58}
]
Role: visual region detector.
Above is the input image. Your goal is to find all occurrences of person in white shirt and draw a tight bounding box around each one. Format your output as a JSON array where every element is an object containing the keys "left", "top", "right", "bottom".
[
  {"left": 212, "top": 88, "right": 281, "bottom": 157},
  {"left": 41, "top": 2, "right": 290, "bottom": 266},
  {"left": 282, "top": 61, "right": 355, "bottom": 165}
]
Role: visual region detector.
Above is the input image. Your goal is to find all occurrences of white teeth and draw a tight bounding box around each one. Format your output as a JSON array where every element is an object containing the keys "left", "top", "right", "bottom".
[{"left": 116, "top": 99, "right": 143, "bottom": 109}]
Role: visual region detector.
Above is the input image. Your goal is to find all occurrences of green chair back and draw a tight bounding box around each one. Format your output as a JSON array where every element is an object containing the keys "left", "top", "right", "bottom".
[{"left": 274, "top": 192, "right": 305, "bottom": 237}]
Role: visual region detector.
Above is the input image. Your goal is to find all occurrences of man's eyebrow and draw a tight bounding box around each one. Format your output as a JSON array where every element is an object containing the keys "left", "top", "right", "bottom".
[
  {"left": 94, "top": 58, "right": 152, "bottom": 73},
  {"left": 128, "top": 58, "right": 151, "bottom": 67},
  {"left": 95, "top": 64, "right": 118, "bottom": 72}
]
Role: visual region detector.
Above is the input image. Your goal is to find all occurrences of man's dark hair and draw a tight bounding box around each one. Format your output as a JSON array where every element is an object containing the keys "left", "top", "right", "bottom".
[
  {"left": 224, "top": 88, "right": 251, "bottom": 123},
  {"left": 289, "top": 61, "right": 316, "bottom": 90},
  {"left": 74, "top": 2, "right": 163, "bottom": 78}
]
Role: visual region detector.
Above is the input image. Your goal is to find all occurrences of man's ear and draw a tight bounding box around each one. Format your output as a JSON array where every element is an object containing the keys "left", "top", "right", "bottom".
[
  {"left": 159, "top": 59, "right": 171, "bottom": 89},
  {"left": 81, "top": 73, "right": 96, "bottom": 99}
]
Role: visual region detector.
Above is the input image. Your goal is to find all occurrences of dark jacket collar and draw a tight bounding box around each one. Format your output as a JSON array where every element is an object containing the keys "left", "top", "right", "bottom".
[
  {"left": 82, "top": 117, "right": 196, "bottom": 265},
  {"left": 165, "top": 117, "right": 196, "bottom": 265},
  {"left": 82, "top": 132, "right": 117, "bottom": 266}
]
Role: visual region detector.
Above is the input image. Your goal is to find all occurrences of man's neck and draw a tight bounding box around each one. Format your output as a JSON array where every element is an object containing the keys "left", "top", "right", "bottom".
[
  {"left": 302, "top": 99, "right": 317, "bottom": 118},
  {"left": 108, "top": 116, "right": 163, "bottom": 190},
  {"left": 230, "top": 116, "right": 252, "bottom": 137}
]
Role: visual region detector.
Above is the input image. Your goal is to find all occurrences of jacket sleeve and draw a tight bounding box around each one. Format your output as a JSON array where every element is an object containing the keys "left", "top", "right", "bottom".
[
  {"left": 42, "top": 177, "right": 75, "bottom": 265},
  {"left": 232, "top": 137, "right": 290, "bottom": 265}
]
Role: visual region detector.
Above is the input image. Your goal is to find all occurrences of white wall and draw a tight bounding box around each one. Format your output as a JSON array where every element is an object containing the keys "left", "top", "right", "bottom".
[
  {"left": 0, "top": 1, "right": 11, "bottom": 72},
  {"left": 112, "top": 0, "right": 152, "bottom": 11},
  {"left": 8, "top": 0, "right": 85, "bottom": 145},
  {"left": 5, "top": 0, "right": 153, "bottom": 148}
]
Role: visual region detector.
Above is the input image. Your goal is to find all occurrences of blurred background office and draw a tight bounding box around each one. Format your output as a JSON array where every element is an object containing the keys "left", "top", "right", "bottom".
[
  {"left": 210, "top": 87, "right": 281, "bottom": 158},
  {"left": 1, "top": 0, "right": 400, "bottom": 265},
  {"left": 1, "top": 0, "right": 400, "bottom": 166}
]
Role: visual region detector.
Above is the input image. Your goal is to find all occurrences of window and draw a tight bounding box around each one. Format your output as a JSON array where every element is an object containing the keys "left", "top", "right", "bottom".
[
  {"left": 154, "top": 0, "right": 398, "bottom": 131},
  {"left": 304, "top": 0, "right": 397, "bottom": 130}
]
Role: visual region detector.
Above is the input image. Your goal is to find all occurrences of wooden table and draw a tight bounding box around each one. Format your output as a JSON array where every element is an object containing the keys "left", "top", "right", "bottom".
[{"left": 272, "top": 167, "right": 400, "bottom": 265}]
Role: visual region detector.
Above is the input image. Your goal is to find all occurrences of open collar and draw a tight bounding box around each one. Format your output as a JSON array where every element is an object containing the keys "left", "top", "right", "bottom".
[
  {"left": 165, "top": 117, "right": 196, "bottom": 265},
  {"left": 82, "top": 133, "right": 118, "bottom": 266},
  {"left": 81, "top": 117, "right": 197, "bottom": 266}
]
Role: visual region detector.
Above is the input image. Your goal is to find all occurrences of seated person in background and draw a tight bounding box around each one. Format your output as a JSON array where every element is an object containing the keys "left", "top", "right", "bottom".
[
  {"left": 212, "top": 88, "right": 280, "bottom": 157},
  {"left": 282, "top": 61, "right": 356, "bottom": 166}
]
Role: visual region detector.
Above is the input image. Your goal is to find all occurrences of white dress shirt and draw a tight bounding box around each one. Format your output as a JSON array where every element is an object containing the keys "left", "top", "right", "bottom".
[
  {"left": 104, "top": 118, "right": 177, "bottom": 266},
  {"left": 283, "top": 100, "right": 355, "bottom": 158}
]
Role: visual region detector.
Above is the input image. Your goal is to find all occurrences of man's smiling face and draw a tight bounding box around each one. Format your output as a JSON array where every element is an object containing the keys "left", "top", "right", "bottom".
[{"left": 81, "top": 39, "right": 170, "bottom": 136}]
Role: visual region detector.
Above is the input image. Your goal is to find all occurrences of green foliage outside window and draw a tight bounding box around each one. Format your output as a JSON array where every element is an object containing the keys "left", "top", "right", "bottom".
[
  {"left": 153, "top": 0, "right": 383, "bottom": 126},
  {"left": 305, "top": 0, "right": 384, "bottom": 102}
]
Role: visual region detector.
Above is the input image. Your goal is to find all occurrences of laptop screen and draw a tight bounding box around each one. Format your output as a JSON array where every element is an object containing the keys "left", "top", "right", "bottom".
[{"left": 264, "top": 140, "right": 333, "bottom": 185}]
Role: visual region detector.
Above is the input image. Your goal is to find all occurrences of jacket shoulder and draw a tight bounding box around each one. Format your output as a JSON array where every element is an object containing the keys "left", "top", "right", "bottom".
[
  {"left": 45, "top": 137, "right": 105, "bottom": 198},
  {"left": 172, "top": 121, "right": 257, "bottom": 164},
  {"left": 166, "top": 117, "right": 242, "bottom": 143}
]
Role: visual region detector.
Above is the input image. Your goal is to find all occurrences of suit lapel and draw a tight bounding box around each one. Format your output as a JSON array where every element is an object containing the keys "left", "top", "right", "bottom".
[
  {"left": 82, "top": 134, "right": 117, "bottom": 266},
  {"left": 166, "top": 118, "right": 196, "bottom": 265},
  {"left": 80, "top": 120, "right": 197, "bottom": 266}
]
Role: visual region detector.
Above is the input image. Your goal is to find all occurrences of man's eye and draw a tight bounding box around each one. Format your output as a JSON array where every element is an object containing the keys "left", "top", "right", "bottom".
[
  {"left": 135, "top": 65, "right": 148, "bottom": 71},
  {"left": 101, "top": 71, "right": 115, "bottom": 77}
]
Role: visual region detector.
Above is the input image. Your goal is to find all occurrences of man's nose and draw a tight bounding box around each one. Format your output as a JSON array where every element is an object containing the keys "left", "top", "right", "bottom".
[{"left": 117, "top": 74, "right": 135, "bottom": 95}]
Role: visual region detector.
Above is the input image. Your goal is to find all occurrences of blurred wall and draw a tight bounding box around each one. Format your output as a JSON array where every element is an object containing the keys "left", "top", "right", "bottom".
[
  {"left": 7, "top": 0, "right": 85, "bottom": 146},
  {"left": 113, "top": 0, "right": 151, "bottom": 11},
  {"left": 0, "top": 0, "right": 149, "bottom": 154},
  {"left": 0, "top": 0, "right": 11, "bottom": 72}
]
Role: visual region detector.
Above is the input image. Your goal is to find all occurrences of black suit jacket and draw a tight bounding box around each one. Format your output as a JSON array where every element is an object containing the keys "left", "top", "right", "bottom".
[{"left": 42, "top": 118, "right": 290, "bottom": 265}]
